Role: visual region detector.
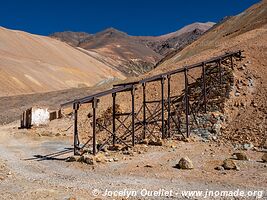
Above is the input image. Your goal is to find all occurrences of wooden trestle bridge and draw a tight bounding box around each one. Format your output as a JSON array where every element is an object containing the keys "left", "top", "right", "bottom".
[{"left": 61, "top": 50, "right": 243, "bottom": 155}]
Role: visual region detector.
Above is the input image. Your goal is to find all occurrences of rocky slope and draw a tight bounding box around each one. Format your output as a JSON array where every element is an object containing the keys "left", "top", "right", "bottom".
[
  {"left": 78, "top": 28, "right": 163, "bottom": 75},
  {"left": 50, "top": 31, "right": 91, "bottom": 46},
  {"left": 51, "top": 22, "right": 214, "bottom": 75},
  {"left": 52, "top": 28, "right": 162, "bottom": 75},
  {"left": 0, "top": 27, "right": 125, "bottom": 96},
  {"left": 154, "top": 1, "right": 267, "bottom": 147},
  {"left": 136, "top": 22, "right": 215, "bottom": 56}
]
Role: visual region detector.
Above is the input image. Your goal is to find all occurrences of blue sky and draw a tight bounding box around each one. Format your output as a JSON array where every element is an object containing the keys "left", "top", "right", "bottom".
[{"left": 0, "top": 0, "right": 260, "bottom": 36}]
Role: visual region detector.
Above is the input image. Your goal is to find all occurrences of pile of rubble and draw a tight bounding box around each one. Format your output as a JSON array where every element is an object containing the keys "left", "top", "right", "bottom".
[
  {"left": 220, "top": 58, "right": 267, "bottom": 147},
  {"left": 215, "top": 151, "right": 267, "bottom": 171},
  {"left": 66, "top": 138, "right": 165, "bottom": 165},
  {"left": 93, "top": 104, "right": 122, "bottom": 131},
  {"left": 187, "top": 57, "right": 265, "bottom": 148},
  {"left": 176, "top": 59, "right": 235, "bottom": 141},
  {"left": 191, "top": 111, "right": 226, "bottom": 142}
]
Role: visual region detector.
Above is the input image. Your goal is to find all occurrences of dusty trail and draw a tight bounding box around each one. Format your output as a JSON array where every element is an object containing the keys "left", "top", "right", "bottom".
[{"left": 0, "top": 123, "right": 266, "bottom": 200}]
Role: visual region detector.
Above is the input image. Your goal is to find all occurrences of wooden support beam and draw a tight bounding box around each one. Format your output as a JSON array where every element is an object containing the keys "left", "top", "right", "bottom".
[
  {"left": 184, "top": 68, "right": 190, "bottom": 138},
  {"left": 131, "top": 86, "right": 135, "bottom": 146},
  {"left": 142, "top": 83, "right": 146, "bottom": 139},
  {"left": 202, "top": 62, "right": 207, "bottom": 113},
  {"left": 112, "top": 93, "right": 116, "bottom": 145},
  {"left": 92, "top": 98, "right": 98, "bottom": 155},
  {"left": 167, "top": 75, "right": 171, "bottom": 137},
  {"left": 73, "top": 102, "right": 80, "bottom": 155},
  {"left": 161, "top": 77, "right": 165, "bottom": 139}
]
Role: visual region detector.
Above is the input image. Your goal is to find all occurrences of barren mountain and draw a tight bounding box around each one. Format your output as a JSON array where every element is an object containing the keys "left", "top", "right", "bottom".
[
  {"left": 52, "top": 28, "right": 162, "bottom": 75},
  {"left": 154, "top": 0, "right": 267, "bottom": 146},
  {"left": 78, "top": 28, "right": 163, "bottom": 75},
  {"left": 0, "top": 27, "right": 125, "bottom": 96},
  {"left": 51, "top": 22, "right": 214, "bottom": 75},
  {"left": 51, "top": 31, "right": 91, "bottom": 46},
  {"left": 136, "top": 22, "right": 215, "bottom": 55},
  {"left": 0, "top": 2, "right": 267, "bottom": 200}
]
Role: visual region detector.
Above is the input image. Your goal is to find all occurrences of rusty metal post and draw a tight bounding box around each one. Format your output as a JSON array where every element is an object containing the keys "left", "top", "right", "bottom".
[
  {"left": 167, "top": 75, "right": 171, "bottom": 137},
  {"left": 26, "top": 109, "right": 32, "bottom": 129},
  {"left": 24, "top": 111, "right": 27, "bottom": 128},
  {"left": 131, "top": 86, "right": 135, "bottom": 146},
  {"left": 184, "top": 68, "right": 190, "bottom": 138},
  {"left": 202, "top": 62, "right": 207, "bottom": 113},
  {"left": 73, "top": 102, "right": 80, "bottom": 155},
  {"left": 142, "top": 83, "right": 146, "bottom": 139},
  {"left": 112, "top": 92, "right": 116, "bottom": 145},
  {"left": 25, "top": 110, "right": 29, "bottom": 128},
  {"left": 92, "top": 98, "right": 98, "bottom": 155},
  {"left": 161, "top": 77, "right": 165, "bottom": 139},
  {"left": 20, "top": 112, "right": 24, "bottom": 128}
]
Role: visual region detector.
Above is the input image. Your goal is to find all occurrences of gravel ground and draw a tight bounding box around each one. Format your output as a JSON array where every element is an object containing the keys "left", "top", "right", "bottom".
[{"left": 0, "top": 122, "right": 266, "bottom": 200}]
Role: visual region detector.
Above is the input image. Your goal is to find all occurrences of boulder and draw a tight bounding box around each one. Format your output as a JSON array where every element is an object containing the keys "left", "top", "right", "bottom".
[
  {"left": 155, "top": 138, "right": 163, "bottom": 146},
  {"left": 148, "top": 138, "right": 163, "bottom": 146},
  {"left": 148, "top": 139, "right": 155, "bottom": 145},
  {"left": 122, "top": 149, "right": 134, "bottom": 156},
  {"left": 243, "top": 143, "right": 254, "bottom": 150},
  {"left": 95, "top": 154, "right": 106, "bottom": 163},
  {"left": 233, "top": 152, "right": 249, "bottom": 160},
  {"left": 144, "top": 164, "right": 153, "bottom": 168},
  {"left": 138, "top": 150, "right": 143, "bottom": 154},
  {"left": 235, "top": 92, "right": 240, "bottom": 97},
  {"left": 100, "top": 146, "right": 109, "bottom": 152},
  {"left": 182, "top": 137, "right": 190, "bottom": 143},
  {"left": 212, "top": 123, "right": 222, "bottom": 134},
  {"left": 262, "top": 153, "right": 267, "bottom": 163},
  {"left": 113, "top": 157, "right": 119, "bottom": 162},
  {"left": 82, "top": 148, "right": 92, "bottom": 154},
  {"left": 215, "top": 166, "right": 224, "bottom": 171},
  {"left": 140, "top": 139, "right": 149, "bottom": 145},
  {"left": 80, "top": 155, "right": 94, "bottom": 165},
  {"left": 107, "top": 144, "right": 123, "bottom": 151},
  {"left": 177, "top": 157, "right": 194, "bottom": 169},
  {"left": 237, "top": 65, "right": 245, "bottom": 70},
  {"left": 223, "top": 159, "right": 237, "bottom": 170},
  {"left": 66, "top": 155, "right": 81, "bottom": 162},
  {"left": 87, "top": 112, "right": 93, "bottom": 118}
]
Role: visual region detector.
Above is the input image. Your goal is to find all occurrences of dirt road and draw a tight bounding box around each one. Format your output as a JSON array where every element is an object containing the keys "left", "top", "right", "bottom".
[{"left": 0, "top": 122, "right": 266, "bottom": 200}]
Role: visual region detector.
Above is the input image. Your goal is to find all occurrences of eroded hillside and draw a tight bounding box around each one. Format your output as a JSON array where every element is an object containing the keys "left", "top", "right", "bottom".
[
  {"left": 0, "top": 27, "right": 125, "bottom": 96},
  {"left": 51, "top": 22, "right": 214, "bottom": 76},
  {"left": 154, "top": 0, "right": 267, "bottom": 146}
]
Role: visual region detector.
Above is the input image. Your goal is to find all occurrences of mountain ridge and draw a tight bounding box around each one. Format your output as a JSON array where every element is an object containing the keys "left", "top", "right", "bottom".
[{"left": 51, "top": 22, "right": 215, "bottom": 75}]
